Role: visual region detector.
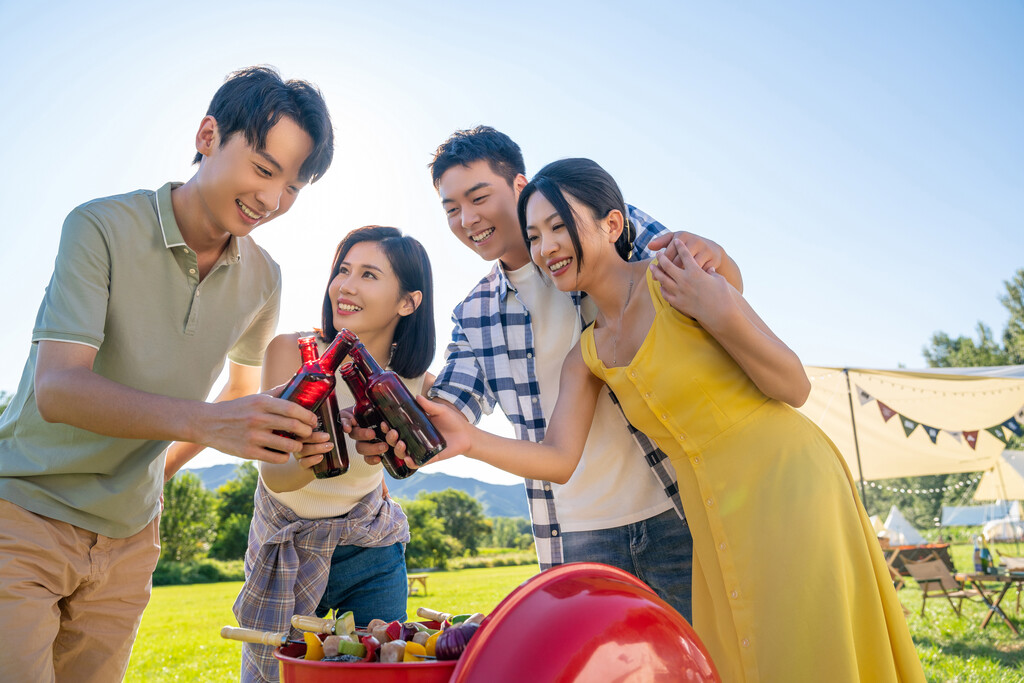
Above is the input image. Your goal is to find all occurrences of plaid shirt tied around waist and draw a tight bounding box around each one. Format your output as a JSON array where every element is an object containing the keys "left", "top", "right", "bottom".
[
  {"left": 428, "top": 205, "right": 684, "bottom": 570},
  {"left": 233, "top": 480, "right": 409, "bottom": 682}
]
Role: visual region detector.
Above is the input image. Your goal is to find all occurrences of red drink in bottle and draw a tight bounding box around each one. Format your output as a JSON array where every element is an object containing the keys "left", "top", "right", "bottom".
[
  {"left": 340, "top": 362, "right": 415, "bottom": 479},
  {"left": 271, "top": 331, "right": 355, "bottom": 453},
  {"left": 347, "top": 338, "right": 446, "bottom": 467},
  {"left": 296, "top": 336, "right": 349, "bottom": 479}
]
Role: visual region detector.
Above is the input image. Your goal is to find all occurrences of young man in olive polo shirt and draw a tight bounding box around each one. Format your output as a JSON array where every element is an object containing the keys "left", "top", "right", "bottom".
[{"left": 0, "top": 66, "right": 335, "bottom": 682}]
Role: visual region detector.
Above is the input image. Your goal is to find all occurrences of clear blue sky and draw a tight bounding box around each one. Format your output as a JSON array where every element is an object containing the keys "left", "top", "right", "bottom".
[{"left": 1, "top": 2, "right": 1021, "bottom": 481}]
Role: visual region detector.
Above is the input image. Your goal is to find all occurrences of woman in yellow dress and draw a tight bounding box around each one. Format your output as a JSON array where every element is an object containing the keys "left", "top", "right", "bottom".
[{"left": 406, "top": 157, "right": 923, "bottom": 681}]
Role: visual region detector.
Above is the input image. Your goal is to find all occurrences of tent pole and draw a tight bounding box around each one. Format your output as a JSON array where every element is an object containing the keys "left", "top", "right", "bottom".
[
  {"left": 844, "top": 369, "right": 869, "bottom": 508},
  {"left": 994, "top": 455, "right": 1021, "bottom": 554}
]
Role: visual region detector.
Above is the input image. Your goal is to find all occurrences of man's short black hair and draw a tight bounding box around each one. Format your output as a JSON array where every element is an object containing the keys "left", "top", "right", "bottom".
[
  {"left": 193, "top": 66, "right": 334, "bottom": 183},
  {"left": 429, "top": 125, "right": 526, "bottom": 189}
]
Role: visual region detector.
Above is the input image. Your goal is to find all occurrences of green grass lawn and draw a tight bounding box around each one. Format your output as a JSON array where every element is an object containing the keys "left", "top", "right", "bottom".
[{"left": 125, "top": 548, "right": 1024, "bottom": 682}]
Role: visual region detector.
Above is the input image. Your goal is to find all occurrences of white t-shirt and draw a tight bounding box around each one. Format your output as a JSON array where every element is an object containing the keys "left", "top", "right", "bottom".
[
  {"left": 263, "top": 359, "right": 426, "bottom": 520},
  {"left": 506, "top": 263, "right": 672, "bottom": 532}
]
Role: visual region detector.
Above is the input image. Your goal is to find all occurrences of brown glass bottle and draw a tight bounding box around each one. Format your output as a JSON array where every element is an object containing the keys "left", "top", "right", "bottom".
[
  {"left": 340, "top": 362, "right": 415, "bottom": 479},
  {"left": 347, "top": 339, "right": 446, "bottom": 467},
  {"left": 297, "top": 336, "right": 349, "bottom": 479},
  {"left": 271, "top": 331, "right": 355, "bottom": 453}
]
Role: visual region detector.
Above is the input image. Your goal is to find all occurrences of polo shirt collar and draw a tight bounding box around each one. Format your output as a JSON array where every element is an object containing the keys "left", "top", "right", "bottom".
[
  {"left": 156, "top": 182, "right": 186, "bottom": 248},
  {"left": 155, "top": 182, "right": 242, "bottom": 265}
]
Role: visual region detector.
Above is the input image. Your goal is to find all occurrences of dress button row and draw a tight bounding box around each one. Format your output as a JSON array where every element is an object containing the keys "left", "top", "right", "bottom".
[
  {"left": 730, "top": 590, "right": 738, "bottom": 599},
  {"left": 551, "top": 530, "right": 558, "bottom": 537},
  {"left": 705, "top": 498, "right": 714, "bottom": 507},
  {"left": 742, "top": 638, "right": 751, "bottom": 648}
]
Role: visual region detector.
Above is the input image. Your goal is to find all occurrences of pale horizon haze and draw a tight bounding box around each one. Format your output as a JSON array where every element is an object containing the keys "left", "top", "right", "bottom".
[{"left": 1, "top": 2, "right": 1021, "bottom": 485}]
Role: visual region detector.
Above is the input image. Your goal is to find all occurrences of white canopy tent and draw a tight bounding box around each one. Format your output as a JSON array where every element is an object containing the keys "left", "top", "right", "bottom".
[
  {"left": 942, "top": 499, "right": 1022, "bottom": 525},
  {"left": 799, "top": 366, "right": 1024, "bottom": 495},
  {"left": 974, "top": 450, "right": 1024, "bottom": 501},
  {"left": 882, "top": 505, "right": 927, "bottom": 545}
]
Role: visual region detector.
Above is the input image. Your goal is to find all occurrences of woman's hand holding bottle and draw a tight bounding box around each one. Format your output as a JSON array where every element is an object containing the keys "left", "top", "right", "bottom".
[{"left": 368, "top": 396, "right": 473, "bottom": 470}]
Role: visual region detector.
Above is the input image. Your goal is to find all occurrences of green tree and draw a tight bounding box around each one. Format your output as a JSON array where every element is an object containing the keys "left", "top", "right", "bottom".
[
  {"left": 862, "top": 474, "right": 976, "bottom": 535},
  {"left": 160, "top": 471, "right": 217, "bottom": 562},
  {"left": 400, "top": 497, "right": 458, "bottom": 569},
  {"left": 924, "top": 267, "right": 1024, "bottom": 369},
  {"left": 215, "top": 462, "right": 259, "bottom": 519},
  {"left": 486, "top": 516, "right": 533, "bottom": 549},
  {"left": 419, "top": 489, "right": 490, "bottom": 554},
  {"left": 0, "top": 391, "right": 11, "bottom": 416},
  {"left": 209, "top": 463, "right": 259, "bottom": 560}
]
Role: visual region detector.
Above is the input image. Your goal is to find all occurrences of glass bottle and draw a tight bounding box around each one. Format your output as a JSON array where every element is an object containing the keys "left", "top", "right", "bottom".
[
  {"left": 297, "top": 336, "right": 348, "bottom": 479},
  {"left": 347, "top": 338, "right": 446, "bottom": 466},
  {"left": 272, "top": 331, "right": 355, "bottom": 452},
  {"left": 340, "top": 362, "right": 415, "bottom": 479}
]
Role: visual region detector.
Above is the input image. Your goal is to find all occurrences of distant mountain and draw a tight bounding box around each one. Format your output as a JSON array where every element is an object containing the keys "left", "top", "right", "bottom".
[
  {"left": 386, "top": 471, "right": 528, "bottom": 519},
  {"left": 188, "top": 463, "right": 244, "bottom": 492},
  {"left": 185, "top": 464, "right": 529, "bottom": 520}
]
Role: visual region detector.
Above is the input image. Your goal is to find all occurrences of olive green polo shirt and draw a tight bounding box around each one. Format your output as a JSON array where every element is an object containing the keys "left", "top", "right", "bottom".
[{"left": 0, "top": 182, "right": 281, "bottom": 537}]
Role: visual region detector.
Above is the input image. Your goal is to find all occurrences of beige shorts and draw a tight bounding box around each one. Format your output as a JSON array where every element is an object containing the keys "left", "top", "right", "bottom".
[{"left": 0, "top": 498, "right": 161, "bottom": 682}]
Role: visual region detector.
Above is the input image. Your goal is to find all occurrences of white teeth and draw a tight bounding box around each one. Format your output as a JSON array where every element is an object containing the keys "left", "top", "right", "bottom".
[
  {"left": 549, "top": 258, "right": 572, "bottom": 272},
  {"left": 470, "top": 227, "right": 495, "bottom": 243},
  {"left": 236, "top": 200, "right": 260, "bottom": 220},
  {"left": 338, "top": 303, "right": 362, "bottom": 312}
]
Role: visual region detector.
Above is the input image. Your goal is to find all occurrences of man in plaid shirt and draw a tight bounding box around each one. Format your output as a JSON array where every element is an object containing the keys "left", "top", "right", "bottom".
[{"left": 361, "top": 127, "right": 742, "bottom": 620}]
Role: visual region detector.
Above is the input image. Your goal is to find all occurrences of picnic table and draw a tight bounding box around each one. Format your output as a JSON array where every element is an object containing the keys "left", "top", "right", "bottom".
[
  {"left": 408, "top": 573, "right": 429, "bottom": 596},
  {"left": 955, "top": 571, "right": 1024, "bottom": 636}
]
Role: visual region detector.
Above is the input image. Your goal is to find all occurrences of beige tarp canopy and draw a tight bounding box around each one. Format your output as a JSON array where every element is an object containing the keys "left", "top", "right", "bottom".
[
  {"left": 798, "top": 366, "right": 1024, "bottom": 483},
  {"left": 974, "top": 451, "right": 1024, "bottom": 501}
]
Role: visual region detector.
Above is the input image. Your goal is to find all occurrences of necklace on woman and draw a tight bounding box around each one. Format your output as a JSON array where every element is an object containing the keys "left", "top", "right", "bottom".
[{"left": 611, "top": 271, "right": 636, "bottom": 366}]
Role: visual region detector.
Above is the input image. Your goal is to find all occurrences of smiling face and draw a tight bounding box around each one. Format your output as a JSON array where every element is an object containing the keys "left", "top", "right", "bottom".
[
  {"left": 194, "top": 115, "right": 314, "bottom": 240},
  {"left": 327, "top": 240, "right": 419, "bottom": 346},
  {"left": 437, "top": 160, "right": 530, "bottom": 269},
  {"left": 525, "top": 190, "right": 621, "bottom": 292}
]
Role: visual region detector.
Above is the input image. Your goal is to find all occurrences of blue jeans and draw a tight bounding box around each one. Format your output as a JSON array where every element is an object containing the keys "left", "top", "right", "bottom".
[
  {"left": 315, "top": 543, "right": 408, "bottom": 625},
  {"left": 560, "top": 508, "right": 693, "bottom": 622}
]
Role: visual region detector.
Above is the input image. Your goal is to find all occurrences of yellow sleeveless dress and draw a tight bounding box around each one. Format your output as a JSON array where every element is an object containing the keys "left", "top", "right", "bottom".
[{"left": 580, "top": 267, "right": 923, "bottom": 682}]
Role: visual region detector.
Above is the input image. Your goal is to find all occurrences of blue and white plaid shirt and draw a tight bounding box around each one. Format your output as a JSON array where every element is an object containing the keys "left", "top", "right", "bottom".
[{"left": 428, "top": 205, "right": 685, "bottom": 570}]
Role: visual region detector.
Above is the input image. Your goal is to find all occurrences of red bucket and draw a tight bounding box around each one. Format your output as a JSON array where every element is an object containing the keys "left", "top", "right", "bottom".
[
  {"left": 274, "top": 563, "right": 718, "bottom": 682},
  {"left": 273, "top": 621, "right": 455, "bottom": 683}
]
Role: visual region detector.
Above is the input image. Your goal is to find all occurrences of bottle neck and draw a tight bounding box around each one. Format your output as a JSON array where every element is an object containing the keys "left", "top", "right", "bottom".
[
  {"left": 340, "top": 364, "right": 369, "bottom": 397},
  {"left": 320, "top": 330, "right": 358, "bottom": 373},
  {"left": 298, "top": 336, "right": 319, "bottom": 363},
  {"left": 350, "top": 342, "right": 384, "bottom": 378}
]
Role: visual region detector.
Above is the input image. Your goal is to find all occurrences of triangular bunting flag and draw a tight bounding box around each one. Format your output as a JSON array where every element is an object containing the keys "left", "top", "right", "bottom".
[
  {"left": 901, "top": 415, "right": 919, "bottom": 437},
  {"left": 922, "top": 424, "right": 940, "bottom": 444},
  {"left": 964, "top": 431, "right": 979, "bottom": 450},
  {"left": 856, "top": 385, "right": 873, "bottom": 406},
  {"left": 1001, "top": 417, "right": 1023, "bottom": 437},
  {"left": 878, "top": 401, "right": 897, "bottom": 422},
  {"left": 944, "top": 430, "right": 963, "bottom": 444},
  {"left": 986, "top": 425, "right": 1009, "bottom": 445}
]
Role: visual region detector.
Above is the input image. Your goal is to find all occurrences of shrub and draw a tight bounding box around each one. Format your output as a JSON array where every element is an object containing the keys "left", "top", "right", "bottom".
[{"left": 153, "top": 558, "right": 245, "bottom": 586}]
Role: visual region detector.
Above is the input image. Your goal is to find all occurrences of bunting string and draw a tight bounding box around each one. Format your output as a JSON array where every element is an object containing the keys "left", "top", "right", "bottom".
[
  {"left": 854, "top": 384, "right": 1024, "bottom": 451},
  {"left": 866, "top": 476, "right": 981, "bottom": 494}
]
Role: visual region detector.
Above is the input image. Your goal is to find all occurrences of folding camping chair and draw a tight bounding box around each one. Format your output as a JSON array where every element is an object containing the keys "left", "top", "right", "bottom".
[{"left": 904, "top": 557, "right": 981, "bottom": 618}]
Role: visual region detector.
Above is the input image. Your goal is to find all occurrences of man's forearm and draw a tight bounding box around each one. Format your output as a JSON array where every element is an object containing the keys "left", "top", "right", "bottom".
[{"left": 36, "top": 365, "right": 203, "bottom": 442}]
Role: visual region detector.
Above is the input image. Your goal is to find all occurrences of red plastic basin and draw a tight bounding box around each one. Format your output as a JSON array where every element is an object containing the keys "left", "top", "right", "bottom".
[{"left": 273, "top": 563, "right": 718, "bottom": 682}]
